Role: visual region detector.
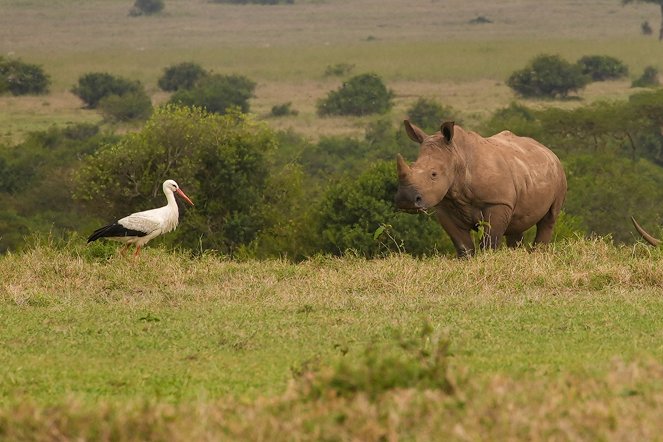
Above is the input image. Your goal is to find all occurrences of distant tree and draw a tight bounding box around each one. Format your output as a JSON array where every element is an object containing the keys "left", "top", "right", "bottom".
[
  {"left": 158, "top": 62, "right": 207, "bottom": 92},
  {"left": 576, "top": 55, "right": 629, "bottom": 81},
  {"left": 507, "top": 54, "right": 590, "bottom": 99},
  {"left": 270, "top": 102, "right": 298, "bottom": 117},
  {"left": 632, "top": 66, "right": 660, "bottom": 87},
  {"left": 72, "top": 72, "right": 142, "bottom": 108},
  {"left": 169, "top": 74, "right": 256, "bottom": 114},
  {"left": 623, "top": 0, "right": 663, "bottom": 40},
  {"left": 324, "top": 63, "right": 355, "bottom": 77},
  {"left": 98, "top": 89, "right": 153, "bottom": 122},
  {"left": 406, "top": 98, "right": 460, "bottom": 133},
  {"left": 0, "top": 57, "right": 50, "bottom": 96},
  {"left": 130, "top": 0, "right": 164, "bottom": 16},
  {"left": 317, "top": 73, "right": 394, "bottom": 116}
]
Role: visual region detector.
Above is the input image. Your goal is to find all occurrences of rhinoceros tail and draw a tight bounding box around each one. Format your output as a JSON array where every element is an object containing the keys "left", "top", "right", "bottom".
[{"left": 631, "top": 216, "right": 661, "bottom": 246}]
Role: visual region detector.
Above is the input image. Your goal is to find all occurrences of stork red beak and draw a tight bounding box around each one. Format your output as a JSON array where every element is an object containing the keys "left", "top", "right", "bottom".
[{"left": 175, "top": 188, "right": 194, "bottom": 206}]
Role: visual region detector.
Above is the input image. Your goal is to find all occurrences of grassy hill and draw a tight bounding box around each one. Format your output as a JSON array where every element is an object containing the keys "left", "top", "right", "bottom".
[{"left": 2, "top": 239, "right": 663, "bottom": 439}]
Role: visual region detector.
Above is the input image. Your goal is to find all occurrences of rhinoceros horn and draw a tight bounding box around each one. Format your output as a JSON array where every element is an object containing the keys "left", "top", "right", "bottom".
[
  {"left": 631, "top": 216, "right": 661, "bottom": 246},
  {"left": 396, "top": 154, "right": 411, "bottom": 180}
]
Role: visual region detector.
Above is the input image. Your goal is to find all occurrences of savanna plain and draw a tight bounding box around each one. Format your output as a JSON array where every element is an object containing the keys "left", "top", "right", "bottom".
[{"left": 3, "top": 0, "right": 663, "bottom": 440}]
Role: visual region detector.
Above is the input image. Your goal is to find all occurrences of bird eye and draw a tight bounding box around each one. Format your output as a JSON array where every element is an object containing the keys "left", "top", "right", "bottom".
[{"left": 431, "top": 171, "right": 438, "bottom": 178}]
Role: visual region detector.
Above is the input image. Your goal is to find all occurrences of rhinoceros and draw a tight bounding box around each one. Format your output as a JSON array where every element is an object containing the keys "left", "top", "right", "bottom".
[
  {"left": 395, "top": 120, "right": 567, "bottom": 257},
  {"left": 631, "top": 217, "right": 661, "bottom": 246}
]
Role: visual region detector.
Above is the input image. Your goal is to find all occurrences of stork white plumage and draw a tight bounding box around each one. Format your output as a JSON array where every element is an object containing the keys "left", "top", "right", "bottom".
[{"left": 87, "top": 180, "right": 194, "bottom": 256}]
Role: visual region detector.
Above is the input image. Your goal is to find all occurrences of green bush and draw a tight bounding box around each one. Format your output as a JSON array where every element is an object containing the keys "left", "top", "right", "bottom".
[
  {"left": 324, "top": 63, "right": 355, "bottom": 77},
  {"left": 98, "top": 89, "right": 153, "bottom": 122},
  {"left": 406, "top": 98, "right": 460, "bottom": 133},
  {"left": 564, "top": 153, "right": 663, "bottom": 242},
  {"left": 270, "top": 102, "right": 298, "bottom": 117},
  {"left": 0, "top": 124, "right": 114, "bottom": 252},
  {"left": 157, "top": 62, "right": 207, "bottom": 92},
  {"left": 576, "top": 55, "right": 629, "bottom": 81},
  {"left": 481, "top": 102, "right": 544, "bottom": 141},
  {"left": 0, "top": 57, "right": 50, "bottom": 95},
  {"left": 75, "top": 105, "right": 296, "bottom": 255},
  {"left": 169, "top": 74, "right": 256, "bottom": 114},
  {"left": 300, "top": 136, "right": 371, "bottom": 179},
  {"left": 632, "top": 66, "right": 660, "bottom": 88},
  {"left": 507, "top": 54, "right": 590, "bottom": 98},
  {"left": 314, "top": 161, "right": 454, "bottom": 257},
  {"left": 317, "top": 73, "right": 394, "bottom": 116},
  {"left": 71, "top": 72, "right": 142, "bottom": 108},
  {"left": 130, "top": 0, "right": 164, "bottom": 16}
]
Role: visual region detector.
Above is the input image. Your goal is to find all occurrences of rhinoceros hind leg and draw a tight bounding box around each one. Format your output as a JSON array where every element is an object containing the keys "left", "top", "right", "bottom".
[{"left": 533, "top": 203, "right": 561, "bottom": 245}]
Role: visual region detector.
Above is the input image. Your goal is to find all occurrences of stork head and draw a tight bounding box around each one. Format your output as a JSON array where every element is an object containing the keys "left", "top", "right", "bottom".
[{"left": 163, "top": 179, "right": 194, "bottom": 206}]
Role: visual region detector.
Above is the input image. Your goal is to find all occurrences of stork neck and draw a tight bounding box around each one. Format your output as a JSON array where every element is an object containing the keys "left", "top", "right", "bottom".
[{"left": 164, "top": 189, "right": 179, "bottom": 216}]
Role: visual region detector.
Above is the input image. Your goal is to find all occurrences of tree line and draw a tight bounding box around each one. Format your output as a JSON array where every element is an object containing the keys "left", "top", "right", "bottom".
[{"left": 2, "top": 56, "right": 663, "bottom": 258}]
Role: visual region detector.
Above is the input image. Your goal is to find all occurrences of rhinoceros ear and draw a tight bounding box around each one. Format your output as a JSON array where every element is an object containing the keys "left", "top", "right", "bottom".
[
  {"left": 441, "top": 121, "right": 455, "bottom": 143},
  {"left": 404, "top": 120, "right": 427, "bottom": 144}
]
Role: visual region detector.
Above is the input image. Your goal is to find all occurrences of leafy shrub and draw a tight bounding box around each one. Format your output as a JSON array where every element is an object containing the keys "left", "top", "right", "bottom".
[
  {"left": 315, "top": 161, "right": 454, "bottom": 257},
  {"left": 0, "top": 57, "right": 50, "bottom": 95},
  {"left": 157, "top": 62, "right": 207, "bottom": 92},
  {"left": 506, "top": 54, "right": 590, "bottom": 98},
  {"left": 632, "top": 66, "right": 660, "bottom": 88},
  {"left": 576, "top": 55, "right": 629, "bottom": 81},
  {"left": 270, "top": 102, "right": 298, "bottom": 117},
  {"left": 98, "top": 89, "right": 153, "bottom": 122},
  {"left": 481, "top": 102, "right": 544, "bottom": 141},
  {"left": 129, "top": 0, "right": 164, "bottom": 16},
  {"left": 75, "top": 105, "right": 290, "bottom": 255},
  {"left": 324, "top": 63, "right": 355, "bottom": 77},
  {"left": 406, "top": 98, "right": 460, "bottom": 133},
  {"left": 317, "top": 73, "right": 394, "bottom": 116},
  {"left": 468, "top": 16, "right": 492, "bottom": 24},
  {"left": 300, "top": 136, "right": 370, "bottom": 179},
  {"left": 169, "top": 74, "right": 256, "bottom": 114},
  {"left": 642, "top": 21, "right": 653, "bottom": 35},
  {"left": 0, "top": 124, "right": 115, "bottom": 252},
  {"left": 564, "top": 153, "right": 663, "bottom": 242},
  {"left": 71, "top": 73, "right": 142, "bottom": 108}
]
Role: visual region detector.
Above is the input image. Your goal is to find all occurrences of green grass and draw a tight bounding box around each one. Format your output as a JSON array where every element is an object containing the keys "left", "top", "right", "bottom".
[{"left": 2, "top": 239, "right": 663, "bottom": 438}]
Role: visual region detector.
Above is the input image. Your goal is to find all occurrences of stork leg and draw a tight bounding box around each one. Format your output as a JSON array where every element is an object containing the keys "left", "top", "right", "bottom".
[
  {"left": 134, "top": 245, "right": 142, "bottom": 257},
  {"left": 119, "top": 244, "right": 130, "bottom": 256}
]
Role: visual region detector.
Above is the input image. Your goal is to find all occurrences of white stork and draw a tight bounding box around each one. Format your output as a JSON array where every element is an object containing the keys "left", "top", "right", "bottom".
[{"left": 87, "top": 179, "right": 194, "bottom": 256}]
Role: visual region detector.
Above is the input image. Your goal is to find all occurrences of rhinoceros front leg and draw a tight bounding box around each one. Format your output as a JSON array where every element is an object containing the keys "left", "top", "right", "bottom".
[
  {"left": 479, "top": 205, "right": 514, "bottom": 251},
  {"left": 434, "top": 210, "right": 475, "bottom": 257}
]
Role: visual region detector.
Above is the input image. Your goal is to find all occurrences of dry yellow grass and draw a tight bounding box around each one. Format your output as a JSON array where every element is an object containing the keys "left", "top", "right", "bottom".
[{"left": 2, "top": 239, "right": 663, "bottom": 440}]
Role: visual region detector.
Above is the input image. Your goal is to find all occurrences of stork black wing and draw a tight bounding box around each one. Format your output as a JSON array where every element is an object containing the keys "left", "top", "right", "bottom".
[{"left": 87, "top": 222, "right": 148, "bottom": 243}]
